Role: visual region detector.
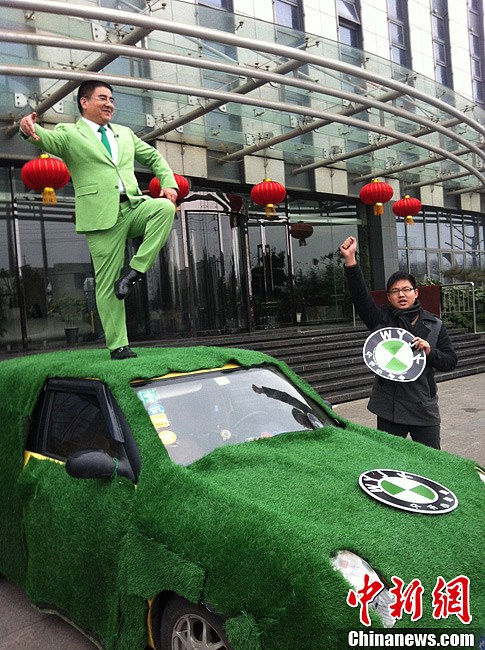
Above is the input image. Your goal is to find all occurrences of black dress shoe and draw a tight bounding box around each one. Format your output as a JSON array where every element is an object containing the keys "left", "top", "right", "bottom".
[
  {"left": 114, "top": 267, "right": 145, "bottom": 300},
  {"left": 110, "top": 346, "right": 137, "bottom": 360}
]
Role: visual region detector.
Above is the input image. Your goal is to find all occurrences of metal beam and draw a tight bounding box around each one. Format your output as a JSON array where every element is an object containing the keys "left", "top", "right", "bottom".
[
  {"left": 351, "top": 142, "right": 476, "bottom": 183},
  {"left": 446, "top": 185, "right": 485, "bottom": 196},
  {"left": 4, "top": 26, "right": 152, "bottom": 136},
  {"left": 404, "top": 171, "right": 472, "bottom": 190},
  {"left": 356, "top": 160, "right": 448, "bottom": 183},
  {"left": 3, "top": 30, "right": 482, "bottom": 165},
  {"left": 2, "top": 0, "right": 484, "bottom": 140},
  {"left": 296, "top": 118, "right": 466, "bottom": 176},
  {"left": 2, "top": 63, "right": 484, "bottom": 187},
  {"left": 142, "top": 58, "right": 304, "bottom": 141},
  {"left": 218, "top": 90, "right": 403, "bottom": 163}
]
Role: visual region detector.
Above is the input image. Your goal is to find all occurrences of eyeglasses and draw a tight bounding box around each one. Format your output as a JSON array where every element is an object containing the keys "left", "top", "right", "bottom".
[
  {"left": 388, "top": 287, "right": 415, "bottom": 295},
  {"left": 85, "top": 94, "right": 115, "bottom": 105}
]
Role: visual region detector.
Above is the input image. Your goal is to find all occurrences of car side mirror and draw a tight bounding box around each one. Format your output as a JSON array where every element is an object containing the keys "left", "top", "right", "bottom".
[{"left": 66, "top": 449, "right": 117, "bottom": 479}]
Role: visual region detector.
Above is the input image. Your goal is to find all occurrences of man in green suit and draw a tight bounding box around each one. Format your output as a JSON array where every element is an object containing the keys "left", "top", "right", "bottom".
[{"left": 19, "top": 80, "right": 177, "bottom": 359}]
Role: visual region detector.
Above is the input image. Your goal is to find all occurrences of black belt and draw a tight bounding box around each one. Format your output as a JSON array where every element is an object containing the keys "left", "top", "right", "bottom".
[{"left": 119, "top": 193, "right": 129, "bottom": 203}]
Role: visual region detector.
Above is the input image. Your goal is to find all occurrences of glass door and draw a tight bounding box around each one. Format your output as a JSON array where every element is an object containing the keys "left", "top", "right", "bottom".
[
  {"left": 248, "top": 219, "right": 292, "bottom": 328},
  {"left": 288, "top": 198, "right": 362, "bottom": 323},
  {"left": 186, "top": 210, "right": 248, "bottom": 334}
]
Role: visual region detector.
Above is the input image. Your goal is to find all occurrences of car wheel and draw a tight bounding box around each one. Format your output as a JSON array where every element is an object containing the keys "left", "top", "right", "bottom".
[{"left": 160, "top": 594, "right": 233, "bottom": 650}]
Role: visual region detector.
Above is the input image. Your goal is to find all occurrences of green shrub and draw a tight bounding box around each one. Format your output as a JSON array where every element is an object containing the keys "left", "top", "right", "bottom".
[{"left": 54, "top": 294, "right": 86, "bottom": 326}]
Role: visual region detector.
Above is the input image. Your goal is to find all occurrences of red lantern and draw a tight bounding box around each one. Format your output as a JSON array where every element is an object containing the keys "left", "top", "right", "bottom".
[
  {"left": 290, "top": 222, "right": 313, "bottom": 246},
  {"left": 359, "top": 179, "right": 394, "bottom": 216},
  {"left": 392, "top": 195, "right": 422, "bottom": 225},
  {"left": 21, "top": 153, "right": 70, "bottom": 205},
  {"left": 149, "top": 174, "right": 191, "bottom": 202},
  {"left": 173, "top": 173, "right": 191, "bottom": 201},
  {"left": 250, "top": 178, "right": 286, "bottom": 218},
  {"left": 227, "top": 193, "right": 243, "bottom": 213}
]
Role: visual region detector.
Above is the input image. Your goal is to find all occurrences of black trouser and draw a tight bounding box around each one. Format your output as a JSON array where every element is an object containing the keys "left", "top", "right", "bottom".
[{"left": 377, "top": 416, "right": 441, "bottom": 450}]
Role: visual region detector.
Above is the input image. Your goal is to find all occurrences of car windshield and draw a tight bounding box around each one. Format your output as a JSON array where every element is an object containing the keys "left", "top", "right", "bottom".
[{"left": 131, "top": 365, "right": 338, "bottom": 465}]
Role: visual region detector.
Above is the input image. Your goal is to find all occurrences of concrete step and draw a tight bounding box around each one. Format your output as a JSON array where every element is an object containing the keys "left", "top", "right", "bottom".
[{"left": 162, "top": 321, "right": 485, "bottom": 405}]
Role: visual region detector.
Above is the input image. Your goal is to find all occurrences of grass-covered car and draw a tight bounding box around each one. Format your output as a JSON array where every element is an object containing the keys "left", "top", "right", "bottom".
[{"left": 0, "top": 346, "right": 483, "bottom": 650}]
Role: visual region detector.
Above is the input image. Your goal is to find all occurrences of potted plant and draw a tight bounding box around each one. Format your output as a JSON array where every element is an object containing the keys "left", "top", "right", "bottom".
[{"left": 55, "top": 294, "right": 85, "bottom": 345}]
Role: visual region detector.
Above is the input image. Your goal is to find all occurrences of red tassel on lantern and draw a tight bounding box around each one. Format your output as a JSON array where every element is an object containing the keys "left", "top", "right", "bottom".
[
  {"left": 392, "top": 195, "right": 422, "bottom": 225},
  {"left": 359, "top": 179, "right": 394, "bottom": 216},
  {"left": 290, "top": 222, "right": 313, "bottom": 246},
  {"left": 250, "top": 178, "right": 286, "bottom": 218},
  {"left": 149, "top": 174, "right": 191, "bottom": 202},
  {"left": 21, "top": 153, "right": 70, "bottom": 205}
]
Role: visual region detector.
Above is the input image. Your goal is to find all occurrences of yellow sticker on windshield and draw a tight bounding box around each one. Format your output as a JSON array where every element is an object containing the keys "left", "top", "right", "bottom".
[
  {"left": 159, "top": 430, "right": 177, "bottom": 446},
  {"left": 151, "top": 413, "right": 170, "bottom": 429}
]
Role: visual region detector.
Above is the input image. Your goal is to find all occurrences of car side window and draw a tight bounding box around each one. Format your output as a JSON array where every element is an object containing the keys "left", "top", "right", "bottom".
[
  {"left": 26, "top": 378, "right": 141, "bottom": 482},
  {"left": 46, "top": 391, "right": 120, "bottom": 459}
]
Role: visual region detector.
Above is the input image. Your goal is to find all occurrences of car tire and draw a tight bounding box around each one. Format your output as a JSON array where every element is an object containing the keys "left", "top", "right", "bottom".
[{"left": 160, "top": 594, "right": 233, "bottom": 650}]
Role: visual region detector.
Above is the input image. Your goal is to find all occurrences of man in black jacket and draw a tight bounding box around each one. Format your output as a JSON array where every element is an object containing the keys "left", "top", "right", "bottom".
[{"left": 339, "top": 235, "right": 457, "bottom": 449}]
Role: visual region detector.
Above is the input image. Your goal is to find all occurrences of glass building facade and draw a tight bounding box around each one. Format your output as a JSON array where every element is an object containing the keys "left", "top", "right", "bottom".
[{"left": 0, "top": 0, "right": 484, "bottom": 351}]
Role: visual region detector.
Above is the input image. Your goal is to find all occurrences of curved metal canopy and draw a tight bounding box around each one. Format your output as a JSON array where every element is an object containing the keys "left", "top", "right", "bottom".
[{"left": 1, "top": 0, "right": 484, "bottom": 195}]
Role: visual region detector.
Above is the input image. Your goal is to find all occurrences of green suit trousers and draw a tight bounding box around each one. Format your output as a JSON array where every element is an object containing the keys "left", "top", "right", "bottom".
[{"left": 85, "top": 197, "right": 175, "bottom": 351}]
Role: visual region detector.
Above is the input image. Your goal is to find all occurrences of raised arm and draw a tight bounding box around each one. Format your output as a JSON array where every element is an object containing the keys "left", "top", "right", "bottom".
[
  {"left": 339, "top": 235, "right": 358, "bottom": 267},
  {"left": 19, "top": 112, "right": 40, "bottom": 141}
]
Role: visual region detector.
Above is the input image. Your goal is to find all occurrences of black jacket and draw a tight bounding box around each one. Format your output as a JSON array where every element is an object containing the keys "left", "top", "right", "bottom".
[{"left": 345, "top": 264, "right": 458, "bottom": 426}]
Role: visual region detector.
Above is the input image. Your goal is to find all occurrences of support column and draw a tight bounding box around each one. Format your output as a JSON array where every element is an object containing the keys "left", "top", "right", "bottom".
[{"left": 367, "top": 206, "right": 399, "bottom": 290}]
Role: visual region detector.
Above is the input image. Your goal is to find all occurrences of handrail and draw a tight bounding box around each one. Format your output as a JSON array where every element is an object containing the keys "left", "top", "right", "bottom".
[{"left": 441, "top": 282, "right": 477, "bottom": 334}]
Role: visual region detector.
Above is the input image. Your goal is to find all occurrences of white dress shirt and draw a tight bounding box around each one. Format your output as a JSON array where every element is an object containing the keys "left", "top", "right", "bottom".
[{"left": 81, "top": 117, "right": 125, "bottom": 193}]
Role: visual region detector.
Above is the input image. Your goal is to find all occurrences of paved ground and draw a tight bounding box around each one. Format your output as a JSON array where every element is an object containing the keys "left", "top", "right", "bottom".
[
  {"left": 1, "top": 373, "right": 483, "bottom": 649},
  {"left": 333, "top": 372, "right": 485, "bottom": 467}
]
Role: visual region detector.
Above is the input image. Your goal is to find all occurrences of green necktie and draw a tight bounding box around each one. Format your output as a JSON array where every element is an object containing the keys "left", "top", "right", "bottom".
[{"left": 98, "top": 125, "right": 112, "bottom": 157}]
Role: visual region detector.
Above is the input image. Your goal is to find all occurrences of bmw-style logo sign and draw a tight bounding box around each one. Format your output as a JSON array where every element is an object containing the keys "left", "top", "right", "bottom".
[
  {"left": 359, "top": 469, "right": 458, "bottom": 514},
  {"left": 363, "top": 327, "right": 426, "bottom": 382}
]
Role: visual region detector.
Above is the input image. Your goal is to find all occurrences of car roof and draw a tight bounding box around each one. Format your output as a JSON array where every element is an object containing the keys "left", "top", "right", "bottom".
[{"left": 0, "top": 345, "right": 320, "bottom": 420}]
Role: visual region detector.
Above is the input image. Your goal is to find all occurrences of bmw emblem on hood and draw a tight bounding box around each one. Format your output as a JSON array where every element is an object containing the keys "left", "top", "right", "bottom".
[
  {"left": 363, "top": 327, "right": 426, "bottom": 382},
  {"left": 359, "top": 469, "right": 458, "bottom": 514}
]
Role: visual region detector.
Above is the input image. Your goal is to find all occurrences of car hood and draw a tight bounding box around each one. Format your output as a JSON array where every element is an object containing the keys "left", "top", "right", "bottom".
[
  {"left": 135, "top": 422, "right": 484, "bottom": 642},
  {"left": 2, "top": 348, "right": 482, "bottom": 648}
]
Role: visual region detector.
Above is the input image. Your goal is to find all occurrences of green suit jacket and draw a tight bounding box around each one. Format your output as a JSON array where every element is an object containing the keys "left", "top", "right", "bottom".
[{"left": 26, "top": 120, "right": 177, "bottom": 233}]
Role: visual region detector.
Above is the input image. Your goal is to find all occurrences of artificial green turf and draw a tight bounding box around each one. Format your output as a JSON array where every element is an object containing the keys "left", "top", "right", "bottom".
[{"left": 0, "top": 347, "right": 483, "bottom": 649}]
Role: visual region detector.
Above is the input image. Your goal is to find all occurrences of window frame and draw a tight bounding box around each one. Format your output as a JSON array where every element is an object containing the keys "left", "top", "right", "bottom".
[
  {"left": 274, "top": 0, "right": 304, "bottom": 31},
  {"left": 26, "top": 378, "right": 141, "bottom": 482},
  {"left": 468, "top": 0, "right": 485, "bottom": 106},
  {"left": 198, "top": 0, "right": 233, "bottom": 9},
  {"left": 387, "top": 0, "right": 412, "bottom": 69},
  {"left": 430, "top": 0, "right": 453, "bottom": 89},
  {"left": 337, "top": 0, "right": 363, "bottom": 52}
]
